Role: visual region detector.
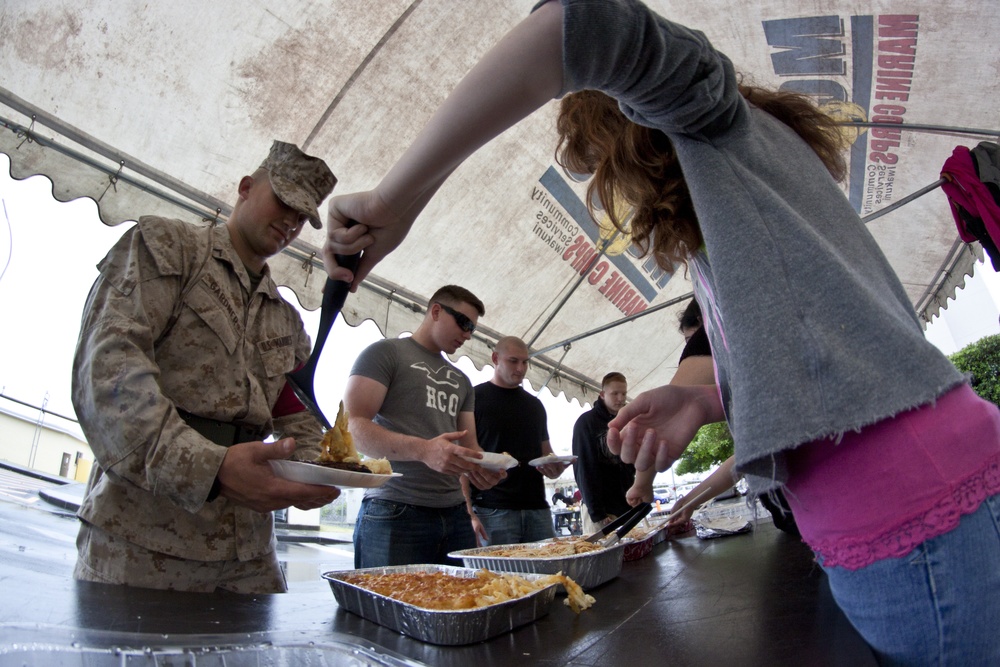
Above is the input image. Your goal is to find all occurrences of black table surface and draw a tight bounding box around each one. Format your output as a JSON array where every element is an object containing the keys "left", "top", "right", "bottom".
[{"left": 0, "top": 487, "right": 875, "bottom": 666}]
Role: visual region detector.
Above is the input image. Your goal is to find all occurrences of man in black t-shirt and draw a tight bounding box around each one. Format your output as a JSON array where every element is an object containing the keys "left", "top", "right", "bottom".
[{"left": 462, "top": 337, "right": 571, "bottom": 545}]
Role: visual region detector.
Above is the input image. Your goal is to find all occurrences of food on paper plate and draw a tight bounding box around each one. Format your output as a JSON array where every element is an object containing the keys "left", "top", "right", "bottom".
[
  {"left": 340, "top": 568, "right": 595, "bottom": 613},
  {"left": 314, "top": 401, "right": 393, "bottom": 475},
  {"left": 477, "top": 537, "right": 605, "bottom": 558},
  {"left": 528, "top": 454, "right": 577, "bottom": 467},
  {"left": 460, "top": 451, "right": 519, "bottom": 470}
]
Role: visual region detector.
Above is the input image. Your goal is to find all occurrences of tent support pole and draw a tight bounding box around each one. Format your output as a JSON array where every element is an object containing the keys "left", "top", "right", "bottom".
[
  {"left": 861, "top": 178, "right": 947, "bottom": 224},
  {"left": 530, "top": 292, "right": 694, "bottom": 359},
  {"left": 840, "top": 121, "right": 1000, "bottom": 138},
  {"left": 537, "top": 344, "right": 573, "bottom": 394},
  {"left": 0, "top": 87, "right": 231, "bottom": 215},
  {"left": 526, "top": 230, "right": 621, "bottom": 348},
  {"left": 1, "top": 115, "right": 225, "bottom": 223}
]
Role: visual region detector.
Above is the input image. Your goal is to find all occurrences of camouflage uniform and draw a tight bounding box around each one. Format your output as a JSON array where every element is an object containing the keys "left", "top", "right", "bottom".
[{"left": 72, "top": 215, "right": 322, "bottom": 591}]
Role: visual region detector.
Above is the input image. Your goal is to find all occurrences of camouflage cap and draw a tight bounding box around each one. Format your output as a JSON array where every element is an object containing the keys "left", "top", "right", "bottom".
[{"left": 259, "top": 140, "right": 337, "bottom": 229}]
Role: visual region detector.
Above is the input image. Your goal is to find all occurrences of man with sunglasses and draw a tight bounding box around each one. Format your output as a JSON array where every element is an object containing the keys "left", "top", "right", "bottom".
[{"left": 344, "top": 285, "right": 505, "bottom": 567}]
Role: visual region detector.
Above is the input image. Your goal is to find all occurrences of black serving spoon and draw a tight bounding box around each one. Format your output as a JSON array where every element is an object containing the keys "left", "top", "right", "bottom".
[{"left": 285, "top": 242, "right": 362, "bottom": 430}]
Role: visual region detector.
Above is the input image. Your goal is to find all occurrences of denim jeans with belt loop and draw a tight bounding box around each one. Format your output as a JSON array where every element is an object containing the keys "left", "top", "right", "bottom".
[
  {"left": 353, "top": 497, "right": 476, "bottom": 568},
  {"left": 820, "top": 492, "right": 1000, "bottom": 666}
]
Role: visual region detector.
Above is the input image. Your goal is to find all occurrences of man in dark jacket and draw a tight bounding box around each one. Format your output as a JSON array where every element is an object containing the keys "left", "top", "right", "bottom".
[{"left": 572, "top": 372, "right": 634, "bottom": 534}]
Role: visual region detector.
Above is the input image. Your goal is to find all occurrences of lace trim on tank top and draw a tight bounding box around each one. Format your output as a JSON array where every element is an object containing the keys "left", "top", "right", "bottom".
[{"left": 812, "top": 455, "right": 1000, "bottom": 570}]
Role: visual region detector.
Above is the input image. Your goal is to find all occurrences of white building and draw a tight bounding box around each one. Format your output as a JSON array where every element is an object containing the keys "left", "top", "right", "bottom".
[{"left": 0, "top": 397, "right": 92, "bottom": 481}]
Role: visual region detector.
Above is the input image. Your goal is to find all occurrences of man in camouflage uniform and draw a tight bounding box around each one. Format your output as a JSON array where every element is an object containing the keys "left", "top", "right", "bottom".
[{"left": 72, "top": 141, "right": 340, "bottom": 593}]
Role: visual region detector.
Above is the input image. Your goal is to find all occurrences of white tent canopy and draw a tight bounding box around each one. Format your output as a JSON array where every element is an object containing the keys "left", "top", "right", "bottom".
[{"left": 1, "top": 0, "right": 993, "bottom": 404}]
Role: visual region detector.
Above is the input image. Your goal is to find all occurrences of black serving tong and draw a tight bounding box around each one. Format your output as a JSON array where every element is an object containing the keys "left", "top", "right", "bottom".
[
  {"left": 285, "top": 240, "right": 362, "bottom": 430},
  {"left": 584, "top": 502, "right": 654, "bottom": 548}
]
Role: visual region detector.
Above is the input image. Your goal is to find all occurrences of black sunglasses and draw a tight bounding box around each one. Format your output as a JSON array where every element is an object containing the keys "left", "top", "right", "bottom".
[{"left": 437, "top": 303, "right": 476, "bottom": 334}]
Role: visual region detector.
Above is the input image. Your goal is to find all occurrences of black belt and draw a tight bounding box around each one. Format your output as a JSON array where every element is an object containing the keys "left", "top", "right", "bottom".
[{"left": 177, "top": 409, "right": 266, "bottom": 447}]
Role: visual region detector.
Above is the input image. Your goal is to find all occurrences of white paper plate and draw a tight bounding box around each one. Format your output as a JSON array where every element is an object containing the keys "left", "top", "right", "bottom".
[
  {"left": 461, "top": 452, "right": 519, "bottom": 470},
  {"left": 269, "top": 459, "right": 401, "bottom": 489},
  {"left": 528, "top": 455, "right": 577, "bottom": 467}
]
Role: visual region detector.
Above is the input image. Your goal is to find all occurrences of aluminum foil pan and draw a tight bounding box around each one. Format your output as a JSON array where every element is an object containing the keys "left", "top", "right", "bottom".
[
  {"left": 448, "top": 539, "right": 625, "bottom": 590},
  {"left": 645, "top": 511, "right": 677, "bottom": 545},
  {"left": 647, "top": 509, "right": 673, "bottom": 523},
  {"left": 323, "top": 565, "right": 558, "bottom": 646},
  {"left": 622, "top": 526, "right": 665, "bottom": 561}
]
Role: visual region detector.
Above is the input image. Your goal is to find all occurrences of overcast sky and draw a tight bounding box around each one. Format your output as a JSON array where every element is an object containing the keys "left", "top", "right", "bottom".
[{"left": 2, "top": 155, "right": 998, "bottom": 485}]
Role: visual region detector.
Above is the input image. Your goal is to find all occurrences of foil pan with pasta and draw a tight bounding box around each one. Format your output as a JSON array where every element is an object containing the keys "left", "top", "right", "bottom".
[
  {"left": 324, "top": 565, "right": 578, "bottom": 645},
  {"left": 449, "top": 537, "right": 626, "bottom": 590}
]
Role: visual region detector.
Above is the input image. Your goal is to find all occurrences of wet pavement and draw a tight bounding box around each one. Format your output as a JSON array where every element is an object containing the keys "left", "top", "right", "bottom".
[
  {"left": 0, "top": 461, "right": 356, "bottom": 587},
  {"left": 0, "top": 466, "right": 70, "bottom": 507}
]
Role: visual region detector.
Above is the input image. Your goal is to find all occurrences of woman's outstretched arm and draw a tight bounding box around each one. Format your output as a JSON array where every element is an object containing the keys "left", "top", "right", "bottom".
[{"left": 324, "top": 1, "right": 565, "bottom": 288}]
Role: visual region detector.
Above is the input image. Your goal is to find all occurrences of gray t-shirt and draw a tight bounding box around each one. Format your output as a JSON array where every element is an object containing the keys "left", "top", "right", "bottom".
[{"left": 351, "top": 337, "right": 474, "bottom": 507}]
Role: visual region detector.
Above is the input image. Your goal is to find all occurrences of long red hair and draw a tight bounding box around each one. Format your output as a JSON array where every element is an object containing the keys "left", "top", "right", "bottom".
[{"left": 555, "top": 87, "right": 846, "bottom": 270}]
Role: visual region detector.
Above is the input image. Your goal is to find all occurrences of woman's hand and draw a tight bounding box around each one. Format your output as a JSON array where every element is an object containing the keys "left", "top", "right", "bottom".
[
  {"left": 321, "top": 2, "right": 564, "bottom": 291},
  {"left": 666, "top": 496, "right": 697, "bottom": 529},
  {"left": 607, "top": 384, "right": 723, "bottom": 472},
  {"left": 323, "top": 190, "right": 409, "bottom": 290}
]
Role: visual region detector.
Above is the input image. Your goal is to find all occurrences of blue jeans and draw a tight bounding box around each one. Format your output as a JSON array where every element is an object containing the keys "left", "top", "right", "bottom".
[
  {"left": 353, "top": 498, "right": 476, "bottom": 568},
  {"left": 473, "top": 507, "right": 555, "bottom": 545},
  {"left": 820, "top": 493, "right": 1000, "bottom": 666}
]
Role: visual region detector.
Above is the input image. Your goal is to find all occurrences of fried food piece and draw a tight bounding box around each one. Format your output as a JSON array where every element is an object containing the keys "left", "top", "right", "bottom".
[
  {"left": 318, "top": 401, "right": 358, "bottom": 462},
  {"left": 316, "top": 401, "right": 392, "bottom": 474},
  {"left": 361, "top": 458, "right": 393, "bottom": 474},
  {"left": 537, "top": 572, "right": 597, "bottom": 613}
]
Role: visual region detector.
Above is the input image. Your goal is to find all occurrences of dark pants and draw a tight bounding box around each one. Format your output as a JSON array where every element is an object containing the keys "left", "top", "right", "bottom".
[{"left": 353, "top": 498, "right": 476, "bottom": 568}]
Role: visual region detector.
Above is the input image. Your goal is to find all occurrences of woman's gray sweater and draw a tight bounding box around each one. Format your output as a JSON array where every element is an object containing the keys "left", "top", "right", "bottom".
[{"left": 550, "top": 0, "right": 964, "bottom": 493}]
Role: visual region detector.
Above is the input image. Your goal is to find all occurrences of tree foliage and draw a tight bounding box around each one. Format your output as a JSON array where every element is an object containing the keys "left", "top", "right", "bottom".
[
  {"left": 949, "top": 333, "right": 1000, "bottom": 407},
  {"left": 675, "top": 421, "right": 734, "bottom": 475}
]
